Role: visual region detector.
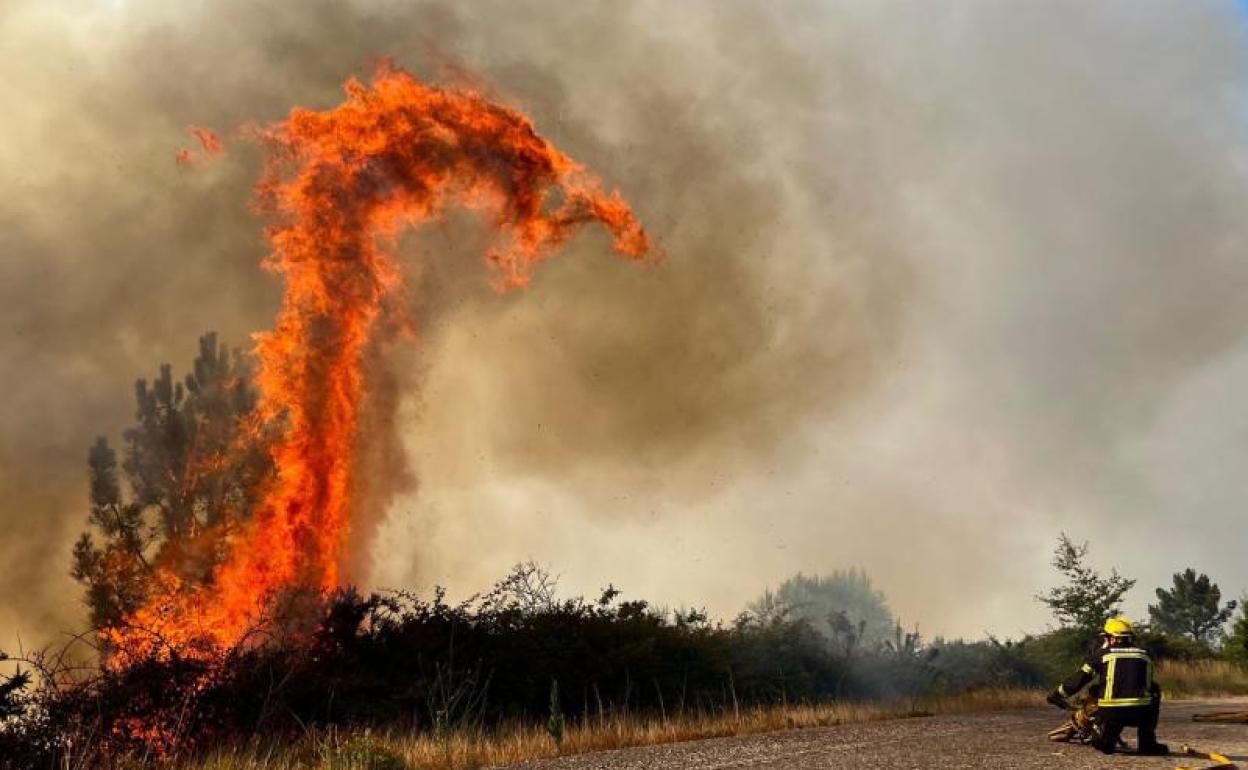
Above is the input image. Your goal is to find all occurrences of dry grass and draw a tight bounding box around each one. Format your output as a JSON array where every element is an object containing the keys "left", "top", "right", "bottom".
[
  {"left": 1158, "top": 659, "right": 1248, "bottom": 699},
  {"left": 184, "top": 689, "right": 1041, "bottom": 770}
]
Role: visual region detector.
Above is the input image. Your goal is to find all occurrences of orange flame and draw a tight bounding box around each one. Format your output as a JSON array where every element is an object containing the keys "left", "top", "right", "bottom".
[
  {"left": 191, "top": 126, "right": 223, "bottom": 155},
  {"left": 175, "top": 126, "right": 225, "bottom": 166},
  {"left": 112, "top": 63, "right": 653, "bottom": 662}
]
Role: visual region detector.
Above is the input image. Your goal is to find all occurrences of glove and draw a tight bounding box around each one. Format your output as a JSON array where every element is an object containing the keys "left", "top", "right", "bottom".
[{"left": 1046, "top": 690, "right": 1068, "bottom": 710}]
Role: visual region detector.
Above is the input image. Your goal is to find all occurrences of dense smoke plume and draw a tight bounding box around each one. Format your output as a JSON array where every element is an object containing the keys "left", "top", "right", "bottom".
[{"left": 3, "top": 0, "right": 1248, "bottom": 650}]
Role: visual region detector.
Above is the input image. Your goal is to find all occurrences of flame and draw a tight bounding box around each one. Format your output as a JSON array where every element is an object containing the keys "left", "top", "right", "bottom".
[
  {"left": 191, "top": 126, "right": 224, "bottom": 155},
  {"left": 175, "top": 126, "right": 224, "bottom": 166},
  {"left": 111, "top": 63, "right": 653, "bottom": 662}
]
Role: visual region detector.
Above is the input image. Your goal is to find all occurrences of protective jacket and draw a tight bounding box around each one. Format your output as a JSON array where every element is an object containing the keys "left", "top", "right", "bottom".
[{"left": 1058, "top": 645, "right": 1156, "bottom": 708}]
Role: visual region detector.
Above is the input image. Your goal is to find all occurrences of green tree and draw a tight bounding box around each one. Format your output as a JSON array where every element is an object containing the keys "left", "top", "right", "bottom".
[
  {"left": 1223, "top": 599, "right": 1248, "bottom": 665},
  {"left": 1148, "top": 569, "right": 1237, "bottom": 645},
  {"left": 748, "top": 569, "right": 895, "bottom": 649},
  {"left": 71, "top": 437, "right": 154, "bottom": 629},
  {"left": 1036, "top": 533, "right": 1135, "bottom": 633},
  {"left": 71, "top": 333, "right": 270, "bottom": 630}
]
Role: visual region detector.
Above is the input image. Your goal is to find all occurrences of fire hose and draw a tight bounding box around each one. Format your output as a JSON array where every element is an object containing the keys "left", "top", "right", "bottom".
[
  {"left": 1178, "top": 712, "right": 1247, "bottom": 769},
  {"left": 1048, "top": 695, "right": 1237, "bottom": 767},
  {"left": 1176, "top": 744, "right": 1236, "bottom": 770}
]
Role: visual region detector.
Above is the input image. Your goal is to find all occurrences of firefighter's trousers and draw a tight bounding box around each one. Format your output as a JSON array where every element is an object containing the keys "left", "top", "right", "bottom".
[{"left": 1090, "top": 690, "right": 1162, "bottom": 754}]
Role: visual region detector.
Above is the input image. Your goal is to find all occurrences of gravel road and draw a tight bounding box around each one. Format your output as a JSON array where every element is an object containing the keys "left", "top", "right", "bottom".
[{"left": 508, "top": 701, "right": 1248, "bottom": 769}]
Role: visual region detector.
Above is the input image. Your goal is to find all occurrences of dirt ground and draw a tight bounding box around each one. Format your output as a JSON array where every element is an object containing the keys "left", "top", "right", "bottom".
[{"left": 507, "top": 700, "right": 1248, "bottom": 769}]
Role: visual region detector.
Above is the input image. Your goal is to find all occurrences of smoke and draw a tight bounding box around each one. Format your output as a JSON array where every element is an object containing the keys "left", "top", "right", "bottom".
[{"left": 2, "top": 0, "right": 1248, "bottom": 650}]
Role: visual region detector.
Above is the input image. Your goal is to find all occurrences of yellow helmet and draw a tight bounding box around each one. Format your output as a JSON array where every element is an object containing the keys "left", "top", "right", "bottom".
[{"left": 1103, "top": 617, "right": 1136, "bottom": 637}]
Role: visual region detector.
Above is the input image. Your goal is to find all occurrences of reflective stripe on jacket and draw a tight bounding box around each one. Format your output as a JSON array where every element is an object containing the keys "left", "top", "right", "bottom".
[
  {"left": 1058, "top": 646, "right": 1155, "bottom": 708},
  {"left": 1098, "top": 648, "right": 1153, "bottom": 707}
]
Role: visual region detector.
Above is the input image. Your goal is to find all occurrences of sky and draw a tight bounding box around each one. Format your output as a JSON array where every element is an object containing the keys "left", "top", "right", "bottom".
[{"left": 2, "top": 0, "right": 1248, "bottom": 651}]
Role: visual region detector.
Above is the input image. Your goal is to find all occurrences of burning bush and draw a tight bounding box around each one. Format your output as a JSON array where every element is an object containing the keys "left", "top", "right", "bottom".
[
  {"left": 1, "top": 569, "right": 847, "bottom": 766},
  {"left": 4, "top": 560, "right": 1064, "bottom": 767}
]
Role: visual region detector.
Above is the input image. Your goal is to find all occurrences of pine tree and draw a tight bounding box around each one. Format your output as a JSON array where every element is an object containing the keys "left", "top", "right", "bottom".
[
  {"left": 71, "top": 333, "right": 270, "bottom": 630},
  {"left": 1148, "top": 568, "right": 1237, "bottom": 645},
  {"left": 1223, "top": 600, "right": 1248, "bottom": 665},
  {"left": 71, "top": 437, "right": 153, "bottom": 629}
]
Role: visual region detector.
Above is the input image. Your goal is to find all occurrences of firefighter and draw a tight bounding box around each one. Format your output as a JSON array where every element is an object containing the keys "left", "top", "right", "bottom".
[{"left": 1046, "top": 617, "right": 1168, "bottom": 755}]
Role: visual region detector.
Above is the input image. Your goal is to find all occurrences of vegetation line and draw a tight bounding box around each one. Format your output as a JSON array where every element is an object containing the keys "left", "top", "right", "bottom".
[
  {"left": 192, "top": 670, "right": 1248, "bottom": 770},
  {"left": 1157, "top": 659, "right": 1248, "bottom": 700},
  {"left": 193, "top": 689, "right": 1042, "bottom": 770}
]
